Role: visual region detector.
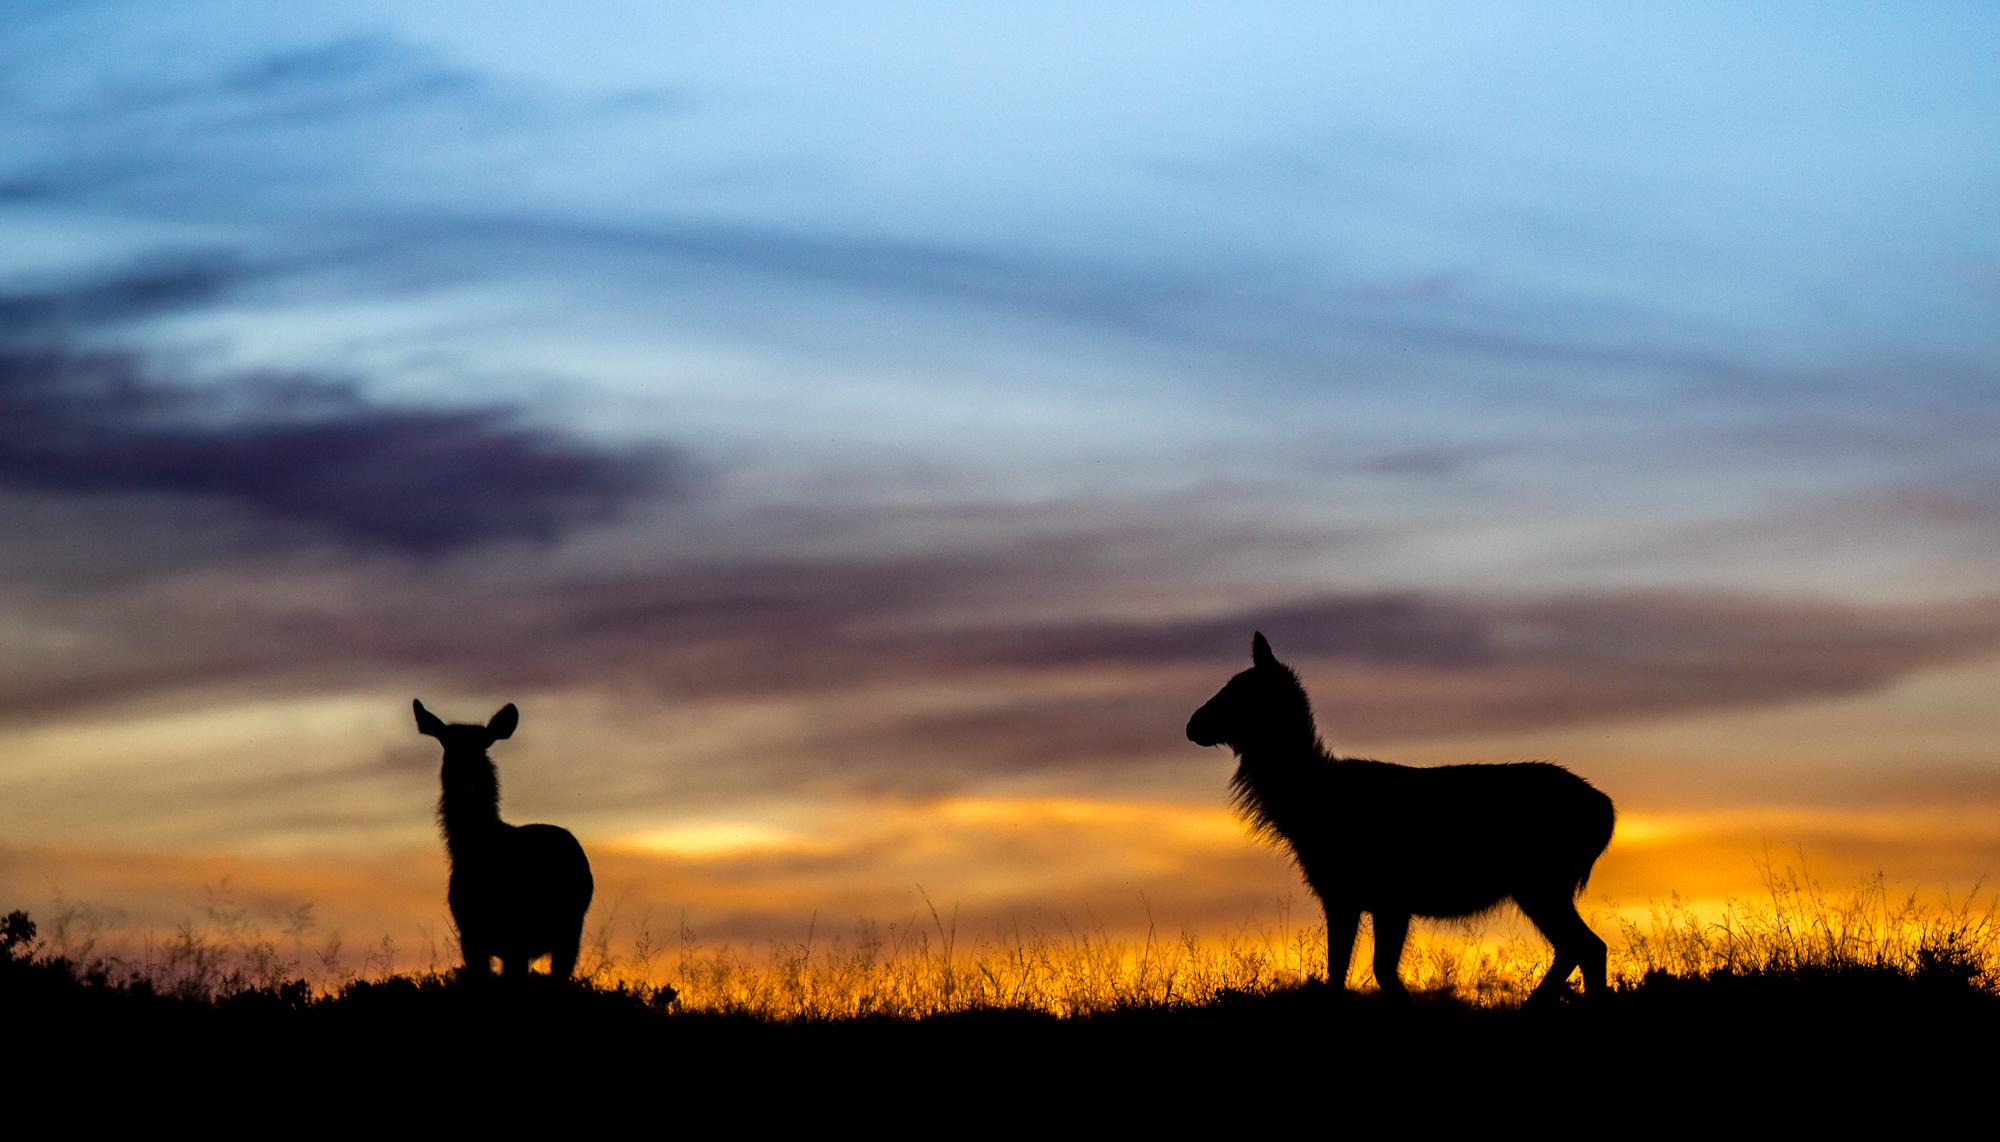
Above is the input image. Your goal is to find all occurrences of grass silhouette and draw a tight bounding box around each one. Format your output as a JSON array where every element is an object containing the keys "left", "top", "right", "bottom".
[
  {"left": 9, "top": 859, "right": 1998, "bottom": 1120},
  {"left": 9, "top": 856, "right": 1997, "bottom": 1016},
  {"left": 571, "top": 857, "right": 1995, "bottom": 1016}
]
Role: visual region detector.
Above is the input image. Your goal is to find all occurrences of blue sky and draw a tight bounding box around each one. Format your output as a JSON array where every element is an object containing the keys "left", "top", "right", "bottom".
[
  {"left": 3, "top": 2, "right": 1999, "bottom": 943},
  {"left": 6, "top": 2, "right": 1995, "bottom": 606}
]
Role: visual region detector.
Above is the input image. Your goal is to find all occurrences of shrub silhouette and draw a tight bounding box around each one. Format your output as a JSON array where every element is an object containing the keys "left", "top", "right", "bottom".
[
  {"left": 1188, "top": 633, "right": 1616, "bottom": 1003},
  {"left": 415, "top": 700, "right": 595, "bottom": 980},
  {"left": 1, "top": 911, "right": 34, "bottom": 961}
]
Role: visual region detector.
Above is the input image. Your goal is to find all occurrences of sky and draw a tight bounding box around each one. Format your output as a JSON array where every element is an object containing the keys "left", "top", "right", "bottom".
[{"left": 3, "top": 1, "right": 1999, "bottom": 967}]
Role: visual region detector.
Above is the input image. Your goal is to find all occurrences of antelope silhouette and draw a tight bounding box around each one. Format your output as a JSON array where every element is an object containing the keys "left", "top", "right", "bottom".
[
  {"left": 1187, "top": 633, "right": 1615, "bottom": 1003},
  {"left": 415, "top": 700, "right": 594, "bottom": 980}
]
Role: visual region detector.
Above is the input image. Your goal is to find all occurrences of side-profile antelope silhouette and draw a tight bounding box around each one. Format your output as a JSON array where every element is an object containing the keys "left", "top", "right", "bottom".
[
  {"left": 415, "top": 700, "right": 594, "bottom": 980},
  {"left": 1187, "top": 633, "right": 1615, "bottom": 1003}
]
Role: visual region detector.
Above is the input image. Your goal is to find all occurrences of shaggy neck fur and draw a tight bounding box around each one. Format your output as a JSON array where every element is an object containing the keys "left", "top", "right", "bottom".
[
  {"left": 438, "top": 750, "right": 505, "bottom": 853},
  {"left": 1226, "top": 663, "right": 1336, "bottom": 846}
]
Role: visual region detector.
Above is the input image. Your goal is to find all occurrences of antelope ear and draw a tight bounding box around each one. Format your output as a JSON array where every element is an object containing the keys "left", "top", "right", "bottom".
[
  {"left": 487, "top": 704, "right": 519, "bottom": 740},
  {"left": 1252, "top": 631, "right": 1277, "bottom": 667},
  {"left": 414, "top": 700, "right": 447, "bottom": 739}
]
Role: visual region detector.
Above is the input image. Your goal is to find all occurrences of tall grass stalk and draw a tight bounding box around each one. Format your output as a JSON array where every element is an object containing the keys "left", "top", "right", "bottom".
[
  {"left": 617, "top": 904, "right": 1333, "bottom": 1018},
  {"left": 1614, "top": 852, "right": 1997, "bottom": 987},
  {"left": 12, "top": 857, "right": 1996, "bottom": 1015}
]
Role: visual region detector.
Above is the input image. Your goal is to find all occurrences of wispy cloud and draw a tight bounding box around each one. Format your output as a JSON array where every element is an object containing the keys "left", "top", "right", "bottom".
[
  {"left": 6, "top": 518, "right": 1995, "bottom": 768},
  {"left": 0, "top": 226, "right": 684, "bottom": 553},
  {"left": 0, "top": 256, "right": 243, "bottom": 334},
  {"left": 0, "top": 345, "right": 671, "bottom": 551},
  {"left": 0, "top": 32, "right": 494, "bottom": 207}
]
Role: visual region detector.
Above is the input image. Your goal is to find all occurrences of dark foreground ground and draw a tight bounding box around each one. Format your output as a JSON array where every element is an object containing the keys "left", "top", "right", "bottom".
[{"left": 7, "top": 938, "right": 1994, "bottom": 1127}]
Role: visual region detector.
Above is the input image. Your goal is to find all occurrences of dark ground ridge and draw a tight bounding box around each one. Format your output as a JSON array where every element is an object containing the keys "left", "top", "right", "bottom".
[{"left": 8, "top": 935, "right": 1995, "bottom": 1121}]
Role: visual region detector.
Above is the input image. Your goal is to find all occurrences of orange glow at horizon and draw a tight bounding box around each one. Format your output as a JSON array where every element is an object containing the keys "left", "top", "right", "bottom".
[{"left": 4, "top": 655, "right": 1998, "bottom": 966}]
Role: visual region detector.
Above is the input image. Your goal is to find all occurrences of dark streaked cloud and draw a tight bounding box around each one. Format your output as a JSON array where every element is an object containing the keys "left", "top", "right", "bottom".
[
  {"left": 968, "top": 595, "right": 1489, "bottom": 670},
  {"left": 0, "top": 251, "right": 675, "bottom": 554},
  {"left": 788, "top": 592, "right": 2000, "bottom": 783},
  {"left": 8, "top": 502, "right": 1996, "bottom": 777},
  {"left": 0, "top": 341, "right": 675, "bottom": 553},
  {"left": 449, "top": 584, "right": 2000, "bottom": 747},
  {"left": 0, "top": 256, "right": 244, "bottom": 337}
]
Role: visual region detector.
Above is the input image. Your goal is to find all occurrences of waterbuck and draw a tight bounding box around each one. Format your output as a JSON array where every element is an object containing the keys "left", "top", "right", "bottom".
[
  {"left": 1187, "top": 633, "right": 1615, "bottom": 1003},
  {"left": 415, "top": 700, "right": 594, "bottom": 980}
]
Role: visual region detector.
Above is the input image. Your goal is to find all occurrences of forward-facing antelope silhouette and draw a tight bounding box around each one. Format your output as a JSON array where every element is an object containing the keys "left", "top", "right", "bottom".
[
  {"left": 1187, "top": 633, "right": 1615, "bottom": 1003},
  {"left": 415, "top": 700, "right": 594, "bottom": 980}
]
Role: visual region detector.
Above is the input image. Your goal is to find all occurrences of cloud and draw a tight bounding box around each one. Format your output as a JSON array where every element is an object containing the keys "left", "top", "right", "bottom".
[
  {"left": 8, "top": 502, "right": 1998, "bottom": 790},
  {"left": 205, "top": 35, "right": 479, "bottom": 127},
  {"left": 0, "top": 253, "right": 678, "bottom": 554},
  {"left": 965, "top": 595, "right": 1490, "bottom": 670},
  {"left": 0, "top": 31, "right": 490, "bottom": 205},
  {"left": 0, "top": 256, "right": 245, "bottom": 336},
  {"left": 0, "top": 19, "right": 1843, "bottom": 391},
  {"left": 0, "top": 345, "right": 674, "bottom": 552}
]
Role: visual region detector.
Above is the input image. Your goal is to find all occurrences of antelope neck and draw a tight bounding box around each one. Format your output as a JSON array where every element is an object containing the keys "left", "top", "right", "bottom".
[
  {"left": 1233, "top": 738, "right": 1332, "bottom": 813},
  {"left": 438, "top": 751, "right": 503, "bottom": 847}
]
